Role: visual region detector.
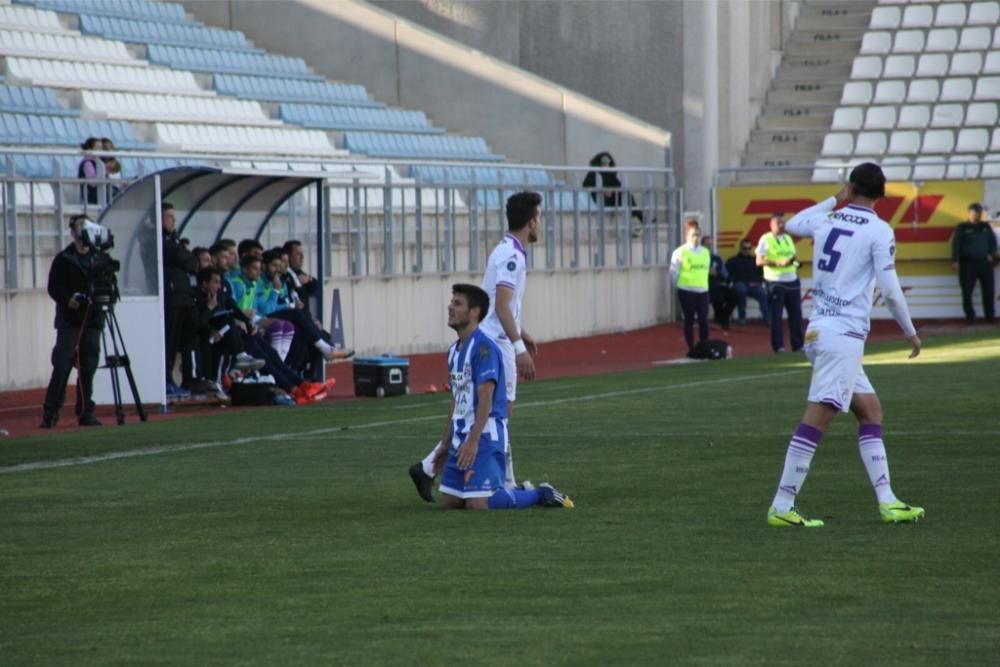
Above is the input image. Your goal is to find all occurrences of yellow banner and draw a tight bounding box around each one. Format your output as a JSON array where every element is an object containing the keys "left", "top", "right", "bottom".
[{"left": 716, "top": 180, "right": 984, "bottom": 263}]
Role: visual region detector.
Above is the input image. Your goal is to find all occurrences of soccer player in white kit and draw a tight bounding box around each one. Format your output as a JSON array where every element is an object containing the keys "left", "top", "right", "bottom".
[
  {"left": 766, "top": 163, "right": 926, "bottom": 527},
  {"left": 410, "top": 192, "right": 542, "bottom": 501}
]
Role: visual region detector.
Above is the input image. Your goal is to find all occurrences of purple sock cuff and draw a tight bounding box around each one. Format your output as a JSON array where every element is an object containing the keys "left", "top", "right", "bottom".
[
  {"left": 794, "top": 423, "right": 823, "bottom": 445},
  {"left": 859, "top": 424, "right": 882, "bottom": 439}
]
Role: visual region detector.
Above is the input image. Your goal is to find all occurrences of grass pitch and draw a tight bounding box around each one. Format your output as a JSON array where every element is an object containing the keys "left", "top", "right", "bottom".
[{"left": 2, "top": 331, "right": 998, "bottom": 666}]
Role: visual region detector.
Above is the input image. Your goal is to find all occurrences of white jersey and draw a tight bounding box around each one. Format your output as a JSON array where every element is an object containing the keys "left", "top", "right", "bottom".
[
  {"left": 479, "top": 234, "right": 527, "bottom": 342},
  {"left": 786, "top": 197, "right": 916, "bottom": 338}
]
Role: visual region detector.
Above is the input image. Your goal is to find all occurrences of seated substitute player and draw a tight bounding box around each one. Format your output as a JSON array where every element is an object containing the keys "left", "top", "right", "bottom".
[
  {"left": 435, "top": 284, "right": 573, "bottom": 510},
  {"left": 766, "top": 163, "right": 924, "bottom": 527}
]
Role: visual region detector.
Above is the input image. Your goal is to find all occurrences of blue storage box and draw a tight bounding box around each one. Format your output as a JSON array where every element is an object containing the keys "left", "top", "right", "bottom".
[{"left": 352, "top": 356, "right": 410, "bottom": 398}]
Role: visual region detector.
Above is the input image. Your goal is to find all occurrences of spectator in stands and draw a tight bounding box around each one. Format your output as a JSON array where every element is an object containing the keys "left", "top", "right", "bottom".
[
  {"left": 77, "top": 137, "right": 102, "bottom": 206},
  {"left": 100, "top": 137, "right": 122, "bottom": 200},
  {"left": 283, "top": 239, "right": 320, "bottom": 302},
  {"left": 726, "top": 237, "right": 769, "bottom": 325},
  {"left": 583, "top": 151, "right": 644, "bottom": 226},
  {"left": 703, "top": 236, "right": 736, "bottom": 330},
  {"left": 41, "top": 215, "right": 105, "bottom": 428},
  {"left": 162, "top": 202, "right": 199, "bottom": 398},
  {"left": 670, "top": 219, "right": 711, "bottom": 352},
  {"left": 757, "top": 213, "right": 804, "bottom": 353},
  {"left": 952, "top": 202, "right": 996, "bottom": 323}
]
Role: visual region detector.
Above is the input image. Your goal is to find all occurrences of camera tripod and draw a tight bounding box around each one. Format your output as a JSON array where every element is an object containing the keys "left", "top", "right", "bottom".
[{"left": 96, "top": 293, "right": 147, "bottom": 426}]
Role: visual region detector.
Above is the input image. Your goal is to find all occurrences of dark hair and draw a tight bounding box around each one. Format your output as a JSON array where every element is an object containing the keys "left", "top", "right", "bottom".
[
  {"left": 452, "top": 283, "right": 490, "bottom": 323},
  {"left": 218, "top": 238, "right": 237, "bottom": 249},
  {"left": 209, "top": 242, "right": 228, "bottom": 256},
  {"left": 739, "top": 237, "right": 753, "bottom": 248},
  {"left": 771, "top": 213, "right": 784, "bottom": 221},
  {"left": 505, "top": 191, "right": 542, "bottom": 231},
  {"left": 237, "top": 239, "right": 263, "bottom": 257},
  {"left": 849, "top": 162, "right": 886, "bottom": 199},
  {"left": 240, "top": 254, "right": 261, "bottom": 270},
  {"left": 969, "top": 202, "right": 984, "bottom": 212},
  {"left": 197, "top": 267, "right": 221, "bottom": 285},
  {"left": 68, "top": 214, "right": 88, "bottom": 230},
  {"left": 261, "top": 249, "right": 282, "bottom": 266},
  {"left": 589, "top": 151, "right": 616, "bottom": 168},
  {"left": 282, "top": 239, "right": 302, "bottom": 253},
  {"left": 80, "top": 137, "right": 99, "bottom": 151},
  {"left": 192, "top": 245, "right": 209, "bottom": 258}
]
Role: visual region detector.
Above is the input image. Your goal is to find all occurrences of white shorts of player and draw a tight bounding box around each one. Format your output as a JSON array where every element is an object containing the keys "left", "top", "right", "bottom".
[
  {"left": 804, "top": 327, "right": 875, "bottom": 413},
  {"left": 495, "top": 336, "right": 517, "bottom": 403}
]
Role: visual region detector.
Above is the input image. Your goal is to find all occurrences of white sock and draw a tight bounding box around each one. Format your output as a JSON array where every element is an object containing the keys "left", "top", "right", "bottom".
[
  {"left": 315, "top": 339, "right": 333, "bottom": 355},
  {"left": 421, "top": 441, "right": 444, "bottom": 477},
  {"left": 858, "top": 424, "right": 898, "bottom": 504},
  {"left": 277, "top": 332, "right": 293, "bottom": 361},
  {"left": 771, "top": 423, "right": 823, "bottom": 513},
  {"left": 503, "top": 423, "right": 516, "bottom": 490}
]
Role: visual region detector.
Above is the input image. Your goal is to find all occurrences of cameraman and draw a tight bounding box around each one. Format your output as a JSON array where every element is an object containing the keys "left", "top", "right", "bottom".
[{"left": 41, "top": 215, "right": 104, "bottom": 428}]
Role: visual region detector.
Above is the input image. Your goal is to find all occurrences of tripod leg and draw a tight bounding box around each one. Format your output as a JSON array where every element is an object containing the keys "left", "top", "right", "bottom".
[
  {"left": 101, "top": 315, "right": 126, "bottom": 425},
  {"left": 109, "top": 308, "right": 147, "bottom": 422}
]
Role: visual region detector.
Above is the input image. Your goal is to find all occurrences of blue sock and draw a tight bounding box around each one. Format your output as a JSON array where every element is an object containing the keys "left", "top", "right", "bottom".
[{"left": 487, "top": 488, "right": 540, "bottom": 510}]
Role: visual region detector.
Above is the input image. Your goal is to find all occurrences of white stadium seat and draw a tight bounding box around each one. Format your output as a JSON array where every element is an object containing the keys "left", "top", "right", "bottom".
[
  {"left": 950, "top": 52, "right": 983, "bottom": 76},
  {"left": 0, "top": 30, "right": 138, "bottom": 65},
  {"left": 902, "top": 5, "right": 934, "bottom": 28},
  {"left": 851, "top": 56, "right": 883, "bottom": 79},
  {"left": 956, "top": 128, "right": 990, "bottom": 151},
  {"left": 856, "top": 131, "right": 888, "bottom": 155},
  {"left": 935, "top": 3, "right": 968, "bottom": 26},
  {"left": 862, "top": 32, "right": 893, "bottom": 54},
  {"left": 841, "top": 81, "right": 873, "bottom": 105},
  {"left": 884, "top": 55, "right": 916, "bottom": 78},
  {"left": 959, "top": 27, "right": 992, "bottom": 50},
  {"left": 994, "top": 27, "right": 1000, "bottom": 49},
  {"left": 992, "top": 128, "right": 1000, "bottom": 151},
  {"left": 916, "top": 53, "right": 949, "bottom": 77},
  {"left": 974, "top": 76, "right": 1000, "bottom": 99},
  {"left": 968, "top": 1, "right": 1000, "bottom": 25},
  {"left": 889, "top": 130, "right": 922, "bottom": 154},
  {"left": 881, "top": 157, "right": 912, "bottom": 180},
  {"left": 865, "top": 106, "right": 897, "bottom": 129},
  {"left": 982, "top": 155, "right": 1000, "bottom": 178},
  {"left": 947, "top": 155, "right": 981, "bottom": 179},
  {"left": 870, "top": 6, "right": 902, "bottom": 29},
  {"left": 154, "top": 122, "right": 342, "bottom": 156},
  {"left": 876, "top": 80, "right": 908, "bottom": 104},
  {"left": 0, "top": 4, "right": 66, "bottom": 33},
  {"left": 926, "top": 28, "right": 959, "bottom": 51},
  {"left": 931, "top": 103, "right": 964, "bottom": 127},
  {"left": 913, "top": 156, "right": 946, "bottom": 180},
  {"left": 922, "top": 129, "right": 955, "bottom": 153},
  {"left": 893, "top": 30, "right": 925, "bottom": 53},
  {"left": 940, "top": 78, "right": 973, "bottom": 101},
  {"left": 965, "top": 101, "right": 998, "bottom": 126},
  {"left": 898, "top": 104, "right": 931, "bottom": 128},
  {"left": 907, "top": 79, "right": 940, "bottom": 103},
  {"left": 821, "top": 133, "right": 854, "bottom": 157},
  {"left": 82, "top": 91, "right": 277, "bottom": 126},
  {"left": 984, "top": 51, "right": 1000, "bottom": 74},
  {"left": 832, "top": 107, "right": 864, "bottom": 130},
  {"left": 5, "top": 57, "right": 208, "bottom": 95},
  {"left": 812, "top": 159, "right": 850, "bottom": 183}
]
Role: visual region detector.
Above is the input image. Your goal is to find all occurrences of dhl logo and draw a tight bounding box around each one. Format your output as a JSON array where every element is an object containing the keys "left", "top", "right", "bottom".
[{"left": 717, "top": 180, "right": 984, "bottom": 261}]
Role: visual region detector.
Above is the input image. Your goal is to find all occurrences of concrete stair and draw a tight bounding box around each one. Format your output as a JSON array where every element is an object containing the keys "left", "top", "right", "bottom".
[{"left": 735, "top": 0, "right": 876, "bottom": 184}]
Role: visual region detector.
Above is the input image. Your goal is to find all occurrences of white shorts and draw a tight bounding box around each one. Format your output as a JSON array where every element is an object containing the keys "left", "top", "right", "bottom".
[
  {"left": 803, "top": 328, "right": 875, "bottom": 413},
  {"left": 495, "top": 337, "right": 517, "bottom": 403}
]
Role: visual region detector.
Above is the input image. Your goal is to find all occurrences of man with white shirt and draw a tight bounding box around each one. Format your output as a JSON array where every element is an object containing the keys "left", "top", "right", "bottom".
[
  {"left": 410, "top": 192, "right": 542, "bottom": 502},
  {"left": 766, "top": 163, "right": 925, "bottom": 527}
]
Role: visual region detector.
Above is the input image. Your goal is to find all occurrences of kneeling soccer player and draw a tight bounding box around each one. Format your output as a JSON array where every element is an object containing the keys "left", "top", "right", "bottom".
[{"left": 436, "top": 283, "right": 573, "bottom": 510}]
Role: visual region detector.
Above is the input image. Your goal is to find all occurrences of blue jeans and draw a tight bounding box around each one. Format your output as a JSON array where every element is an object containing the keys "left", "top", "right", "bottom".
[
  {"left": 732, "top": 281, "right": 769, "bottom": 321},
  {"left": 766, "top": 280, "right": 804, "bottom": 352}
]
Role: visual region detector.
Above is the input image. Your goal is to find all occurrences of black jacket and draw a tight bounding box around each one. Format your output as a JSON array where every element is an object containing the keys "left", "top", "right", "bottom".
[
  {"left": 47, "top": 243, "right": 103, "bottom": 330},
  {"left": 726, "top": 253, "right": 765, "bottom": 285},
  {"left": 952, "top": 222, "right": 998, "bottom": 261},
  {"left": 162, "top": 230, "right": 198, "bottom": 308}
]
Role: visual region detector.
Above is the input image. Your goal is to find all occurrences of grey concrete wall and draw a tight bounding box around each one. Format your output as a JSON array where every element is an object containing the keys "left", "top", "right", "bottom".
[{"left": 176, "top": 0, "right": 671, "bottom": 180}]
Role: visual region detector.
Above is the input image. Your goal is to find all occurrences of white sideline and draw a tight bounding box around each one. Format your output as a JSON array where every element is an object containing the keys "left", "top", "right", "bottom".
[{"left": 0, "top": 369, "right": 803, "bottom": 475}]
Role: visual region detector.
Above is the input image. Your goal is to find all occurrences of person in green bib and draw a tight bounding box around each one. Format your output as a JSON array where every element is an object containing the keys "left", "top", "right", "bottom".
[
  {"left": 756, "top": 213, "right": 804, "bottom": 352},
  {"left": 670, "top": 219, "right": 711, "bottom": 352}
]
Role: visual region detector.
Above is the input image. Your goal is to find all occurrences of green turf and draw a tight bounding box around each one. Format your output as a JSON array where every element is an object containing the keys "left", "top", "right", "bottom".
[{"left": 2, "top": 331, "right": 999, "bottom": 666}]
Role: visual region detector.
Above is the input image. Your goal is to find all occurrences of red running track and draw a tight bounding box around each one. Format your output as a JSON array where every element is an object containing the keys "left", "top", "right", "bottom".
[{"left": 0, "top": 318, "right": 982, "bottom": 440}]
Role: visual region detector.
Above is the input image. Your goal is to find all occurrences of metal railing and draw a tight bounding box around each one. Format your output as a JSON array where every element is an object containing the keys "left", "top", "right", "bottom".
[{"left": 1, "top": 148, "right": 680, "bottom": 290}]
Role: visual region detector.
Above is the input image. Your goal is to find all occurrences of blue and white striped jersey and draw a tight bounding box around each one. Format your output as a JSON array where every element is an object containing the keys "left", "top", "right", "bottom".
[{"left": 447, "top": 327, "right": 508, "bottom": 440}]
